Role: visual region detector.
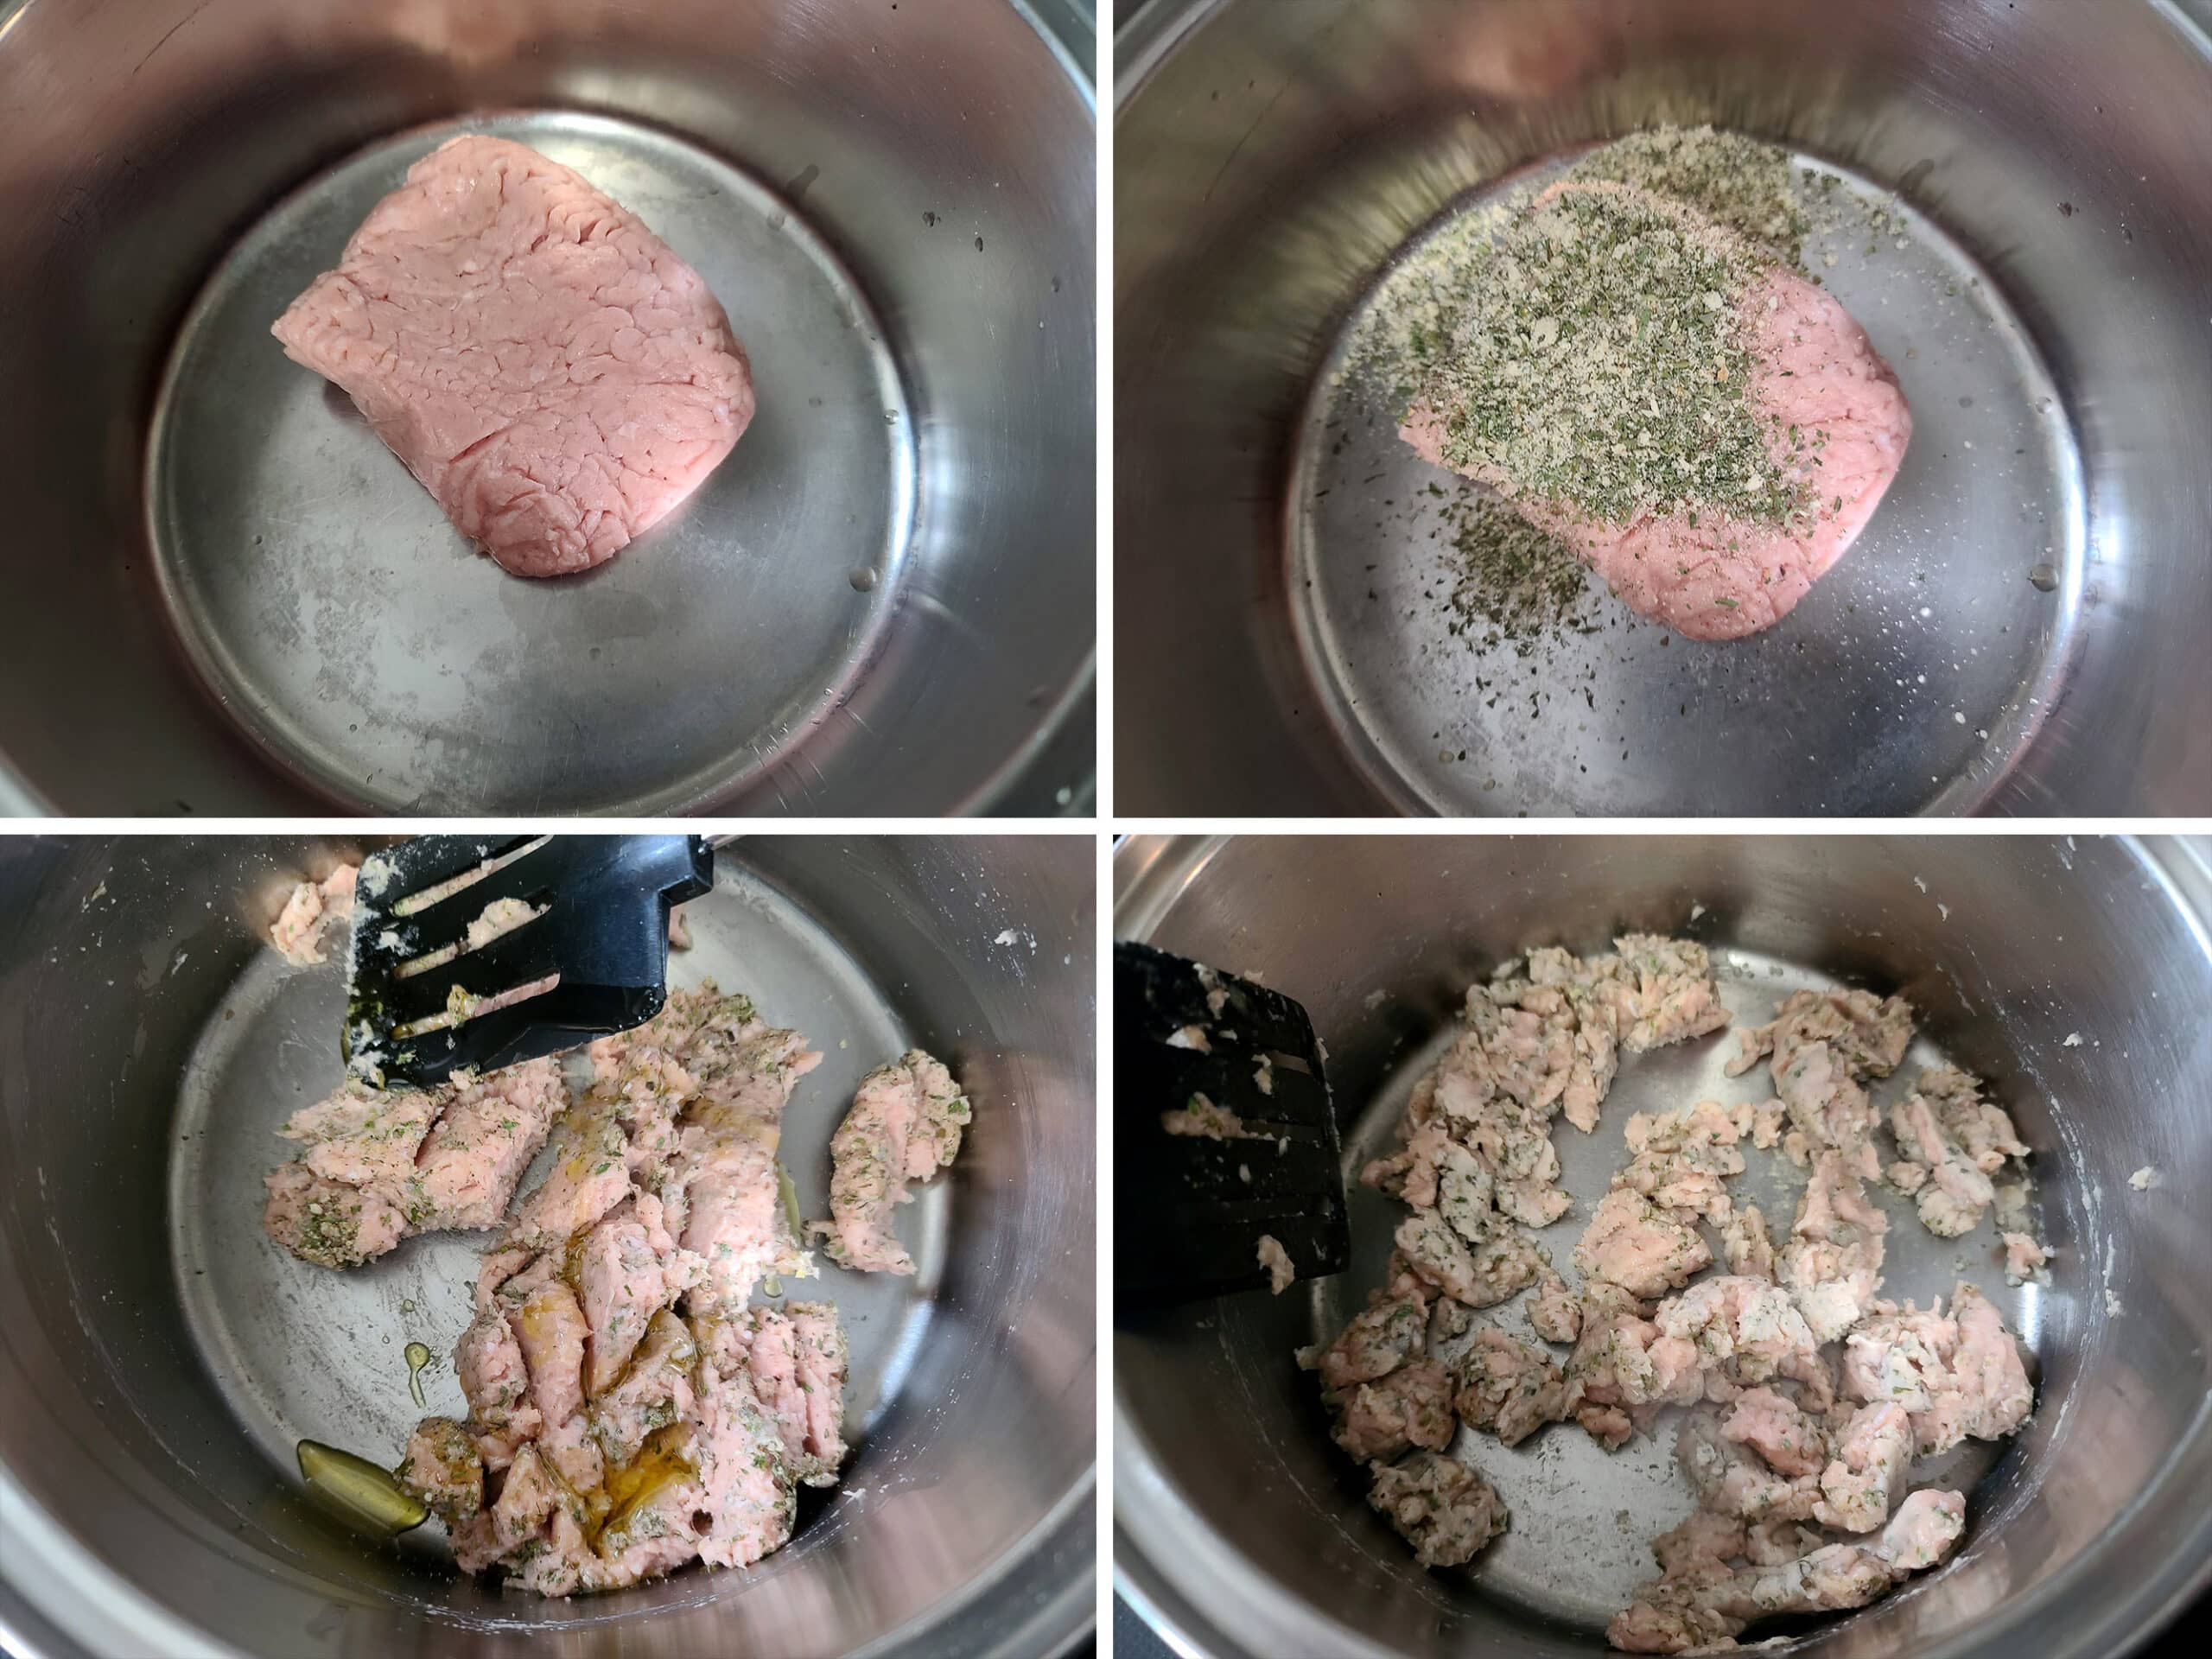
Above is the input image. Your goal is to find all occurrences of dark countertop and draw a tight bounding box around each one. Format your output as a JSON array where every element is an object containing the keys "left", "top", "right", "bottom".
[{"left": 1114, "top": 1588, "right": 2205, "bottom": 1657}]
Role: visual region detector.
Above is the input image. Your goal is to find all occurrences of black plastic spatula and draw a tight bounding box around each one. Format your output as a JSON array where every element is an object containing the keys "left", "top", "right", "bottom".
[
  {"left": 344, "top": 834, "right": 713, "bottom": 1088},
  {"left": 1116, "top": 941, "right": 1350, "bottom": 1309}
]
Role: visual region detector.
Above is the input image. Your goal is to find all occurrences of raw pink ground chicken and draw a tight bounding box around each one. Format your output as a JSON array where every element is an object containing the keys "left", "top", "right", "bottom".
[{"left": 273, "top": 134, "right": 754, "bottom": 578}]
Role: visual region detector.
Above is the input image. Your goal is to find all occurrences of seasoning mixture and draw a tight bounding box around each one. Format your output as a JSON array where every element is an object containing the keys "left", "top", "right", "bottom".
[
  {"left": 1352, "top": 125, "right": 1913, "bottom": 645},
  {"left": 1304, "top": 938, "right": 2045, "bottom": 1652}
]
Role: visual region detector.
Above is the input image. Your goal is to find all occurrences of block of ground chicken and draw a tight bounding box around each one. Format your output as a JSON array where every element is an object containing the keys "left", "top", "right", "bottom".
[{"left": 272, "top": 135, "right": 754, "bottom": 577}]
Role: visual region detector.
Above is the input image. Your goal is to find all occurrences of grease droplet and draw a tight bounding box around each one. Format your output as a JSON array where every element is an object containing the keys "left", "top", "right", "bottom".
[
  {"left": 2027, "top": 564, "right": 2057, "bottom": 594},
  {"left": 849, "top": 568, "right": 879, "bottom": 594}
]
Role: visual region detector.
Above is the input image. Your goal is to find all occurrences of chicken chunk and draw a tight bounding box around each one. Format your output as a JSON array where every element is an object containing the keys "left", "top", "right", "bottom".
[
  {"left": 1575, "top": 1188, "right": 1712, "bottom": 1299},
  {"left": 409, "top": 1058, "right": 567, "bottom": 1232},
  {"left": 573, "top": 1209, "right": 677, "bottom": 1396},
  {"left": 1778, "top": 1151, "right": 1888, "bottom": 1342},
  {"left": 1398, "top": 1208, "right": 1546, "bottom": 1309},
  {"left": 1728, "top": 988, "right": 1913, "bottom": 1082},
  {"left": 1335, "top": 1359, "right": 1458, "bottom": 1462},
  {"left": 812, "top": 1049, "right": 964, "bottom": 1276},
  {"left": 1720, "top": 1387, "right": 1828, "bottom": 1478},
  {"left": 1319, "top": 1287, "right": 1431, "bottom": 1395},
  {"left": 588, "top": 1307, "right": 697, "bottom": 1466},
  {"left": 731, "top": 1301, "right": 849, "bottom": 1486},
  {"left": 1453, "top": 1329, "right": 1569, "bottom": 1446},
  {"left": 261, "top": 1160, "right": 408, "bottom": 1270},
  {"left": 396, "top": 1416, "right": 484, "bottom": 1528},
  {"left": 1368, "top": 1452, "right": 1509, "bottom": 1568},
  {"left": 1814, "top": 1402, "right": 1914, "bottom": 1532},
  {"left": 268, "top": 863, "right": 359, "bottom": 966},
  {"left": 1529, "top": 1268, "right": 1584, "bottom": 1344}
]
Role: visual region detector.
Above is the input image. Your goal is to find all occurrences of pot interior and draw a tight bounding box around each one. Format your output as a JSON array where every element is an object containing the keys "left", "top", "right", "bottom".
[
  {"left": 1114, "top": 834, "right": 2212, "bottom": 1659},
  {"left": 0, "top": 0, "right": 1094, "bottom": 815},
  {"left": 1113, "top": 0, "right": 2212, "bottom": 816},
  {"left": 0, "top": 836, "right": 1096, "bottom": 1659}
]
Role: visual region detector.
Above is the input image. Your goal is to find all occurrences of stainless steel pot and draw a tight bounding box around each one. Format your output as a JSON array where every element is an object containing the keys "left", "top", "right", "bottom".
[
  {"left": 1115, "top": 0, "right": 2212, "bottom": 817},
  {"left": 0, "top": 0, "right": 1095, "bottom": 816},
  {"left": 0, "top": 835, "right": 1096, "bottom": 1659},
  {"left": 1114, "top": 834, "right": 2212, "bottom": 1658}
]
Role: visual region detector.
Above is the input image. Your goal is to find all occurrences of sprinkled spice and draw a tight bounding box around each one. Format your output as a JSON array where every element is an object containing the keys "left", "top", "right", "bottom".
[
  {"left": 1407, "top": 185, "right": 1808, "bottom": 527},
  {"left": 1434, "top": 485, "right": 1598, "bottom": 648},
  {"left": 1567, "top": 126, "right": 1806, "bottom": 262}
]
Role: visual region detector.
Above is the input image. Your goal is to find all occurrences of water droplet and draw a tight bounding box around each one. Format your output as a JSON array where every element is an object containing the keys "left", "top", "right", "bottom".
[
  {"left": 849, "top": 568, "right": 878, "bottom": 593},
  {"left": 2027, "top": 563, "right": 2058, "bottom": 593}
]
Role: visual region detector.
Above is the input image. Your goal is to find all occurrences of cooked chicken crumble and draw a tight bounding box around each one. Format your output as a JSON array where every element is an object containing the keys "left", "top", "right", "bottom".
[{"left": 1306, "top": 939, "right": 2044, "bottom": 1651}]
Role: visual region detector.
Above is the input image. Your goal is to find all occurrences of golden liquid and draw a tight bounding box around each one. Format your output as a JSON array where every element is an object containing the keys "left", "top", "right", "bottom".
[
  {"left": 296, "top": 1440, "right": 429, "bottom": 1535},
  {"left": 404, "top": 1340, "right": 431, "bottom": 1408},
  {"left": 594, "top": 1426, "right": 698, "bottom": 1552}
]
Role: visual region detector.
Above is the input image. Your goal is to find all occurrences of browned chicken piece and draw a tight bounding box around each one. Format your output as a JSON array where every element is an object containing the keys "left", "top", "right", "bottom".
[
  {"left": 1397, "top": 1208, "right": 1546, "bottom": 1309},
  {"left": 1367, "top": 1452, "right": 1510, "bottom": 1568},
  {"left": 1719, "top": 1387, "right": 1829, "bottom": 1478},
  {"left": 1575, "top": 1188, "right": 1712, "bottom": 1299},
  {"left": 1779, "top": 1151, "right": 1889, "bottom": 1341},
  {"left": 1649, "top": 1510, "right": 1746, "bottom": 1580},
  {"left": 1335, "top": 1360, "right": 1458, "bottom": 1462},
  {"left": 1719, "top": 1201, "right": 1775, "bottom": 1281},
  {"left": 396, "top": 1416, "right": 484, "bottom": 1529},
  {"left": 1814, "top": 1401, "right": 1914, "bottom": 1532},
  {"left": 1317, "top": 1286, "right": 1431, "bottom": 1395},
  {"left": 813, "top": 1048, "right": 965, "bottom": 1276},
  {"left": 1727, "top": 988, "right": 1914, "bottom": 1082},
  {"left": 1529, "top": 1268, "right": 1583, "bottom": 1344},
  {"left": 1453, "top": 1329, "right": 1570, "bottom": 1446}
]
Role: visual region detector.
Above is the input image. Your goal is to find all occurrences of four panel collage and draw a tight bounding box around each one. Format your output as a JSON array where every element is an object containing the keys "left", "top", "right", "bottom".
[{"left": 0, "top": 4, "right": 2205, "bottom": 1659}]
